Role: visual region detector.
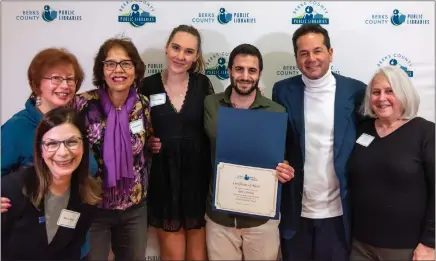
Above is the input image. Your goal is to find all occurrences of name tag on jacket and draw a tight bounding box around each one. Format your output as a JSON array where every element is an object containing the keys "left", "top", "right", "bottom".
[{"left": 57, "top": 209, "right": 81, "bottom": 229}]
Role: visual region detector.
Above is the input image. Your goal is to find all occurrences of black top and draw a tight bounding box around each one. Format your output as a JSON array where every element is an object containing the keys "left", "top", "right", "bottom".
[
  {"left": 348, "top": 117, "right": 435, "bottom": 249},
  {"left": 1, "top": 167, "right": 96, "bottom": 260},
  {"left": 139, "top": 72, "right": 215, "bottom": 232}
]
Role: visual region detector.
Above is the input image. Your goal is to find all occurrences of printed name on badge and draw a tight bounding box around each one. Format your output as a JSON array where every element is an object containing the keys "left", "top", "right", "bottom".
[
  {"left": 150, "top": 93, "right": 166, "bottom": 107},
  {"left": 57, "top": 209, "right": 81, "bottom": 229},
  {"left": 130, "top": 119, "right": 144, "bottom": 134},
  {"left": 356, "top": 133, "right": 375, "bottom": 147}
]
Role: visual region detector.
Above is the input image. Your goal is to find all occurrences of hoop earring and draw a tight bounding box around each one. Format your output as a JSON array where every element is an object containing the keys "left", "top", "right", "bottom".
[{"left": 35, "top": 96, "right": 42, "bottom": 106}]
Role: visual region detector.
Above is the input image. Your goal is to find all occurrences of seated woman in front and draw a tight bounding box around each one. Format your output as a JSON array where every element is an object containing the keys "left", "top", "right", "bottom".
[{"left": 1, "top": 107, "right": 101, "bottom": 260}]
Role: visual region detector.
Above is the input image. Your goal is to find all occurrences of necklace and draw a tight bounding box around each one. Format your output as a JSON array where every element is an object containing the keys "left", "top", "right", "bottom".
[{"left": 162, "top": 71, "right": 189, "bottom": 98}]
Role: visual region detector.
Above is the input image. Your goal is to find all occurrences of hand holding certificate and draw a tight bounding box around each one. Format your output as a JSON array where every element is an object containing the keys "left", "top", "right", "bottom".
[
  {"left": 212, "top": 107, "right": 288, "bottom": 219},
  {"left": 215, "top": 162, "right": 279, "bottom": 218}
]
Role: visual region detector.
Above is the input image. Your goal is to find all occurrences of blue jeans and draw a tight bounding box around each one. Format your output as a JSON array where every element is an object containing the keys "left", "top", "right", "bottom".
[{"left": 88, "top": 200, "right": 148, "bottom": 261}]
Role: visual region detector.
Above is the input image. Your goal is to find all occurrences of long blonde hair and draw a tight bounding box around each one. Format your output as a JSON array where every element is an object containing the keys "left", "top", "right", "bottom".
[{"left": 165, "top": 24, "right": 205, "bottom": 73}]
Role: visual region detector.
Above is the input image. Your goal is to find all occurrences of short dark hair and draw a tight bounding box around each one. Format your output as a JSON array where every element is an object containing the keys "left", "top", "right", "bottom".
[
  {"left": 93, "top": 37, "right": 145, "bottom": 88},
  {"left": 292, "top": 24, "right": 331, "bottom": 56},
  {"left": 228, "top": 44, "right": 263, "bottom": 72}
]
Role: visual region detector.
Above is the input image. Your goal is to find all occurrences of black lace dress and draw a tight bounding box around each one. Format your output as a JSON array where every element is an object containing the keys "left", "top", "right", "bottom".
[{"left": 139, "top": 72, "right": 215, "bottom": 232}]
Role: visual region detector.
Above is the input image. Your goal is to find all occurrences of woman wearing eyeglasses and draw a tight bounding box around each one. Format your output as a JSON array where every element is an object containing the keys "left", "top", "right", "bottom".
[
  {"left": 1, "top": 48, "right": 97, "bottom": 176},
  {"left": 1, "top": 107, "right": 101, "bottom": 260},
  {"left": 1, "top": 47, "right": 98, "bottom": 260},
  {"left": 74, "top": 37, "right": 153, "bottom": 261}
]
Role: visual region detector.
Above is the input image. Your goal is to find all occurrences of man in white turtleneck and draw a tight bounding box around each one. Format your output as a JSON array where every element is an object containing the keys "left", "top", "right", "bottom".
[
  {"left": 302, "top": 67, "right": 343, "bottom": 219},
  {"left": 272, "top": 24, "right": 366, "bottom": 261}
]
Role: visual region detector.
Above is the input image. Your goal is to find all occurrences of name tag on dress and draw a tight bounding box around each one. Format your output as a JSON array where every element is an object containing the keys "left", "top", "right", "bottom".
[
  {"left": 150, "top": 93, "right": 166, "bottom": 107},
  {"left": 356, "top": 133, "right": 375, "bottom": 147},
  {"left": 57, "top": 209, "right": 81, "bottom": 229},
  {"left": 130, "top": 119, "right": 144, "bottom": 134}
]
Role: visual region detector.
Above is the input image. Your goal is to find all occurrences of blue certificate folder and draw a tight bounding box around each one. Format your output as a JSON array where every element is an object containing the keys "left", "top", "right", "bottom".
[{"left": 212, "top": 106, "right": 288, "bottom": 219}]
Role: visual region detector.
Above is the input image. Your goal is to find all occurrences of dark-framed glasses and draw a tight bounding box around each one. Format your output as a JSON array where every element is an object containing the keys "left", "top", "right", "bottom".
[
  {"left": 41, "top": 137, "right": 83, "bottom": 152},
  {"left": 102, "top": 60, "right": 134, "bottom": 71},
  {"left": 43, "top": 76, "right": 77, "bottom": 86}
]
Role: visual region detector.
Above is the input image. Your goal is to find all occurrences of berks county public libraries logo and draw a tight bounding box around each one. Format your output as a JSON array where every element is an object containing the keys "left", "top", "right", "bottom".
[
  {"left": 291, "top": 1, "right": 329, "bottom": 25},
  {"left": 205, "top": 52, "right": 230, "bottom": 81},
  {"left": 145, "top": 63, "right": 164, "bottom": 77},
  {"left": 377, "top": 53, "right": 414, "bottom": 77},
  {"left": 118, "top": 1, "right": 157, "bottom": 27},
  {"left": 16, "top": 5, "right": 82, "bottom": 22},
  {"left": 191, "top": 7, "right": 257, "bottom": 24},
  {"left": 276, "top": 64, "right": 340, "bottom": 78},
  {"left": 364, "top": 9, "right": 430, "bottom": 26}
]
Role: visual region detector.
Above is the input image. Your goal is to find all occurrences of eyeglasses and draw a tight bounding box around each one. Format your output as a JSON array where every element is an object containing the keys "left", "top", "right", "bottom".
[
  {"left": 102, "top": 60, "right": 134, "bottom": 71},
  {"left": 41, "top": 137, "right": 83, "bottom": 152},
  {"left": 43, "top": 76, "right": 77, "bottom": 86}
]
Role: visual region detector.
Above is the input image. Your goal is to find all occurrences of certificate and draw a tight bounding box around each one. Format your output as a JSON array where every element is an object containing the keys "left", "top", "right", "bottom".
[
  {"left": 214, "top": 162, "right": 279, "bottom": 218},
  {"left": 212, "top": 106, "right": 288, "bottom": 219}
]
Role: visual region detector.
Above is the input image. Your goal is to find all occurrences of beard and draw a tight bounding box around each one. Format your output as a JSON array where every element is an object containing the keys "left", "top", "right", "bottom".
[{"left": 230, "top": 75, "right": 259, "bottom": 96}]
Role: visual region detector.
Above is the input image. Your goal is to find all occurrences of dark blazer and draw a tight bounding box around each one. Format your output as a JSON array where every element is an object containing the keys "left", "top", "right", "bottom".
[
  {"left": 1, "top": 167, "right": 96, "bottom": 260},
  {"left": 272, "top": 73, "right": 366, "bottom": 246}
]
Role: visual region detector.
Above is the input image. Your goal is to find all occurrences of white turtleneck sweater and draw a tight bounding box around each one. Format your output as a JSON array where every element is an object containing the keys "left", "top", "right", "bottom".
[{"left": 301, "top": 70, "right": 343, "bottom": 219}]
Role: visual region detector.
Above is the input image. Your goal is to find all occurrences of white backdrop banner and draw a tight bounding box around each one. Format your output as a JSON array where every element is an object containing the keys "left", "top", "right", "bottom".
[
  {"left": 1, "top": 1, "right": 435, "bottom": 123},
  {"left": 1, "top": 0, "right": 435, "bottom": 257}
]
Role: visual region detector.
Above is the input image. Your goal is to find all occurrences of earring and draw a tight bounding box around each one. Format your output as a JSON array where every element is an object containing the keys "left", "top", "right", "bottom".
[{"left": 35, "top": 96, "right": 42, "bottom": 106}]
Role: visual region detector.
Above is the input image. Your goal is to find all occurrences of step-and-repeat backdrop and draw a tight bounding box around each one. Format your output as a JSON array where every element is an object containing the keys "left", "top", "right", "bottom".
[{"left": 1, "top": 0, "right": 435, "bottom": 257}]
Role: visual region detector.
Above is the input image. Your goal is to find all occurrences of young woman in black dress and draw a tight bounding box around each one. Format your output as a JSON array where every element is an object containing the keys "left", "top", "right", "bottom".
[{"left": 139, "top": 24, "right": 214, "bottom": 260}]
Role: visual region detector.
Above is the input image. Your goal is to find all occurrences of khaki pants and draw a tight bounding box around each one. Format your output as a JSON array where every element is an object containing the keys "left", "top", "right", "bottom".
[{"left": 205, "top": 214, "right": 280, "bottom": 261}]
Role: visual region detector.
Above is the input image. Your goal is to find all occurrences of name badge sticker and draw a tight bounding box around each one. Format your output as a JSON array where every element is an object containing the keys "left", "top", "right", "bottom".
[
  {"left": 57, "top": 209, "right": 81, "bottom": 229},
  {"left": 356, "top": 133, "right": 375, "bottom": 147},
  {"left": 150, "top": 93, "right": 166, "bottom": 107},
  {"left": 130, "top": 119, "right": 144, "bottom": 134}
]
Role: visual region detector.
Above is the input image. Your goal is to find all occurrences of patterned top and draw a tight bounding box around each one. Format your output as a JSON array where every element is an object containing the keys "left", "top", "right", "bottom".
[{"left": 74, "top": 89, "right": 152, "bottom": 210}]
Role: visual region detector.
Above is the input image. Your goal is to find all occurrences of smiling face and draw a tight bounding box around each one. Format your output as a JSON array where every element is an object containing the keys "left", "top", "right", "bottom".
[
  {"left": 295, "top": 32, "right": 333, "bottom": 80},
  {"left": 41, "top": 123, "right": 84, "bottom": 180},
  {"left": 370, "top": 72, "right": 403, "bottom": 120},
  {"left": 38, "top": 64, "right": 76, "bottom": 111},
  {"left": 229, "top": 54, "right": 260, "bottom": 96},
  {"left": 103, "top": 46, "right": 135, "bottom": 92},
  {"left": 165, "top": 31, "right": 199, "bottom": 74}
]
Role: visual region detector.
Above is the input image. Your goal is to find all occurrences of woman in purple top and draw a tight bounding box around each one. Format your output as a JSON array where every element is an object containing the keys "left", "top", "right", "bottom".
[{"left": 75, "top": 36, "right": 152, "bottom": 261}]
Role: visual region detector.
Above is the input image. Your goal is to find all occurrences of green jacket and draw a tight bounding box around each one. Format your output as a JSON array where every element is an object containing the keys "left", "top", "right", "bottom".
[{"left": 204, "top": 86, "right": 285, "bottom": 228}]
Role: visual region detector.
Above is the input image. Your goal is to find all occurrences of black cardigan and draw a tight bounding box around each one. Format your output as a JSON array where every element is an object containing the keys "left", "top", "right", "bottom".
[{"left": 1, "top": 167, "right": 96, "bottom": 260}]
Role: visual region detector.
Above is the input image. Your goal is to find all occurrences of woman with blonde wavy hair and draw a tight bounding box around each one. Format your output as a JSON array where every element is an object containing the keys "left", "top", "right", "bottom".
[{"left": 140, "top": 24, "right": 215, "bottom": 260}]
